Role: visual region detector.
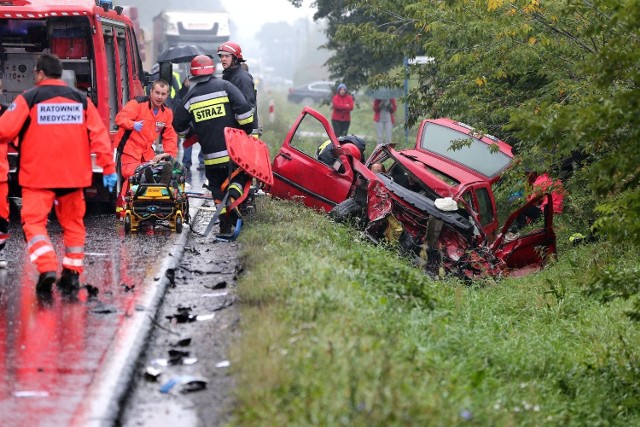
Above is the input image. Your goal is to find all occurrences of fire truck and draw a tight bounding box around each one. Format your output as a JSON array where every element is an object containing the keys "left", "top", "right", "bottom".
[
  {"left": 0, "top": 0, "right": 146, "bottom": 205},
  {"left": 152, "top": 10, "right": 230, "bottom": 66}
]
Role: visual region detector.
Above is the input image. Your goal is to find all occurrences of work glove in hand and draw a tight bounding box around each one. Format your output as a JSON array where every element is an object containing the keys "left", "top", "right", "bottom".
[
  {"left": 133, "top": 120, "right": 144, "bottom": 132},
  {"left": 103, "top": 173, "right": 118, "bottom": 192}
]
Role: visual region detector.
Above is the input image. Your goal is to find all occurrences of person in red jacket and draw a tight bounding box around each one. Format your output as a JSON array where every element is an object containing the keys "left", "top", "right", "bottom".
[
  {"left": 114, "top": 80, "right": 178, "bottom": 216},
  {"left": 0, "top": 53, "right": 117, "bottom": 293},
  {"left": 373, "top": 98, "right": 397, "bottom": 144},
  {"left": 0, "top": 79, "right": 9, "bottom": 269},
  {"left": 331, "top": 83, "right": 354, "bottom": 137}
]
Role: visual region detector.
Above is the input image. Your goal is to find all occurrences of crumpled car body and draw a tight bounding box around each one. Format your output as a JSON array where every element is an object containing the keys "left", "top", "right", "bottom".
[{"left": 270, "top": 107, "right": 556, "bottom": 279}]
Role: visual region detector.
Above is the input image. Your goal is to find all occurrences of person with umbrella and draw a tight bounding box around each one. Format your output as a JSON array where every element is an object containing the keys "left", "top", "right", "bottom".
[{"left": 373, "top": 97, "right": 397, "bottom": 144}]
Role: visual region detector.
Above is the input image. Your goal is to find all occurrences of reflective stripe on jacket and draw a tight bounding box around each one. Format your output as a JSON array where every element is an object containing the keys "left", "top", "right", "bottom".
[
  {"left": 0, "top": 79, "right": 114, "bottom": 188},
  {"left": 172, "top": 75, "right": 253, "bottom": 160}
]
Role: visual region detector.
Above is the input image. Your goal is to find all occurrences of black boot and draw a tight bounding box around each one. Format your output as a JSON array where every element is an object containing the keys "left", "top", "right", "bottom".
[
  {"left": 36, "top": 271, "right": 57, "bottom": 294},
  {"left": 58, "top": 268, "right": 80, "bottom": 293},
  {"left": 217, "top": 214, "right": 234, "bottom": 239}
]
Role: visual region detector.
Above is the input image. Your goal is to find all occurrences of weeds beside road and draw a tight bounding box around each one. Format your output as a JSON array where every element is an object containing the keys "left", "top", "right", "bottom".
[{"left": 230, "top": 197, "right": 640, "bottom": 426}]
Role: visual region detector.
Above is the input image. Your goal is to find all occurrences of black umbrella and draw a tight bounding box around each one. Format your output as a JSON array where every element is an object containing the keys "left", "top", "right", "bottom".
[{"left": 157, "top": 45, "right": 210, "bottom": 63}]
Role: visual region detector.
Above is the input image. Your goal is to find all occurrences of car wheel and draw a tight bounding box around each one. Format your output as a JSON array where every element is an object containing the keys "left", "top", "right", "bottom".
[
  {"left": 175, "top": 215, "right": 183, "bottom": 233},
  {"left": 302, "top": 96, "right": 315, "bottom": 105},
  {"left": 329, "top": 198, "right": 364, "bottom": 225},
  {"left": 124, "top": 213, "right": 132, "bottom": 234}
]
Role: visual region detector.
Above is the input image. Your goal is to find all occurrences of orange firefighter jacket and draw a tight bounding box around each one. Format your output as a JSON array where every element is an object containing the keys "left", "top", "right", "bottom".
[
  {"left": 114, "top": 96, "right": 178, "bottom": 161},
  {"left": 0, "top": 79, "right": 114, "bottom": 188}
]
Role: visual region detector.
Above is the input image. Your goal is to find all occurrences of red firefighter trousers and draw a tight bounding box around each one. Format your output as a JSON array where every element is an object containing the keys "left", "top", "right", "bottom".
[{"left": 22, "top": 188, "right": 86, "bottom": 274}]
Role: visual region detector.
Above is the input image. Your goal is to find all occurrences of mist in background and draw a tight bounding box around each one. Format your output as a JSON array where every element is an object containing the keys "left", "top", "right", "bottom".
[{"left": 120, "top": 0, "right": 329, "bottom": 86}]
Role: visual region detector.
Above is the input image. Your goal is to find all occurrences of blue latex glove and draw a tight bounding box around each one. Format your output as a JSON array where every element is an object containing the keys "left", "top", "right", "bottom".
[
  {"left": 133, "top": 120, "right": 144, "bottom": 132},
  {"left": 103, "top": 173, "right": 118, "bottom": 192}
]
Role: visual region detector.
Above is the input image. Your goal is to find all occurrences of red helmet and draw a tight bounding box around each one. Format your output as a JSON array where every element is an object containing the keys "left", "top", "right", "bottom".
[
  {"left": 190, "top": 55, "right": 215, "bottom": 76},
  {"left": 340, "top": 143, "right": 363, "bottom": 161},
  {"left": 217, "top": 41, "right": 244, "bottom": 61}
]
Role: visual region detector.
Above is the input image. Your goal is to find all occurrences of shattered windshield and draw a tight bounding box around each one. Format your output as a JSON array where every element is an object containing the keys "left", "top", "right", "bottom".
[{"left": 419, "top": 123, "right": 512, "bottom": 178}]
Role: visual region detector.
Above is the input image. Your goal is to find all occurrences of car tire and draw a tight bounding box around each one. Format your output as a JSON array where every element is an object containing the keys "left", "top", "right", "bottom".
[
  {"left": 124, "top": 214, "right": 132, "bottom": 234},
  {"left": 175, "top": 215, "right": 183, "bottom": 233},
  {"left": 329, "top": 198, "right": 364, "bottom": 225},
  {"left": 302, "top": 96, "right": 315, "bottom": 105}
]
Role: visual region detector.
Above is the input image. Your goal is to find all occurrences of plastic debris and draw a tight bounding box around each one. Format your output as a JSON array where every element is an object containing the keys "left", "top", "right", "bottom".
[
  {"left": 196, "top": 313, "right": 215, "bottom": 321},
  {"left": 168, "top": 349, "right": 190, "bottom": 359},
  {"left": 151, "top": 357, "right": 198, "bottom": 367},
  {"left": 215, "top": 360, "right": 231, "bottom": 368},
  {"left": 144, "top": 366, "right": 162, "bottom": 381},
  {"left": 204, "top": 280, "right": 227, "bottom": 290},
  {"left": 160, "top": 375, "right": 208, "bottom": 394},
  {"left": 202, "top": 291, "right": 229, "bottom": 298},
  {"left": 170, "top": 337, "right": 192, "bottom": 347},
  {"left": 166, "top": 306, "right": 197, "bottom": 323}
]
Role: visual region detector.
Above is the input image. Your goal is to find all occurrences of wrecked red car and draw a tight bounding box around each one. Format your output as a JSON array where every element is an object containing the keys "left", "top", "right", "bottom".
[{"left": 270, "top": 107, "right": 556, "bottom": 279}]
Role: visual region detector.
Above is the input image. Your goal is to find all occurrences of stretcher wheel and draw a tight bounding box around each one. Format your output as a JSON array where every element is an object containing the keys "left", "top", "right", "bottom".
[
  {"left": 175, "top": 215, "right": 183, "bottom": 233},
  {"left": 124, "top": 213, "right": 132, "bottom": 234}
]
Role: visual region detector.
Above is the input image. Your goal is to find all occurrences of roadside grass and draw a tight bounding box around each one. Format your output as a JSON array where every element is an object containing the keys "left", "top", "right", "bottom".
[{"left": 229, "top": 197, "right": 640, "bottom": 426}]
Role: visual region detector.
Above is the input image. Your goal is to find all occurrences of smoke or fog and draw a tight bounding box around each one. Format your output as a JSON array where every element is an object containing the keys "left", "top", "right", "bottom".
[{"left": 120, "top": 0, "right": 326, "bottom": 86}]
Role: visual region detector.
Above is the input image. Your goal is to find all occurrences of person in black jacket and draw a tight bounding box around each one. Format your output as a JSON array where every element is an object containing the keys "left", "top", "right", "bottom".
[
  {"left": 172, "top": 55, "right": 254, "bottom": 238},
  {"left": 217, "top": 41, "right": 259, "bottom": 135}
]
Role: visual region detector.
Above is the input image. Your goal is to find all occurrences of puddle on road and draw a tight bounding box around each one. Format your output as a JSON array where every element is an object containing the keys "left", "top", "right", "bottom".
[{"left": 0, "top": 214, "right": 182, "bottom": 426}]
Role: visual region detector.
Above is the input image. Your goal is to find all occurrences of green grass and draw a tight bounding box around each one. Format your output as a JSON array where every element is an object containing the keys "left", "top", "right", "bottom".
[{"left": 228, "top": 197, "right": 640, "bottom": 426}]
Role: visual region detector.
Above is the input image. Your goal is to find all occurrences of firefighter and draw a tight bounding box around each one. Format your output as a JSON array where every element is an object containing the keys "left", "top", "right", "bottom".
[
  {"left": 217, "top": 41, "right": 259, "bottom": 135},
  {"left": 0, "top": 79, "right": 9, "bottom": 269},
  {"left": 114, "top": 79, "right": 178, "bottom": 217},
  {"left": 316, "top": 135, "right": 366, "bottom": 166},
  {"left": 172, "top": 55, "right": 254, "bottom": 238},
  {"left": 0, "top": 53, "right": 117, "bottom": 293}
]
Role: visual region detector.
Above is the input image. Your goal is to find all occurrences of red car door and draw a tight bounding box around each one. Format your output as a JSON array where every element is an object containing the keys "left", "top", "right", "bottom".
[
  {"left": 270, "top": 107, "right": 355, "bottom": 212},
  {"left": 491, "top": 194, "right": 557, "bottom": 275}
]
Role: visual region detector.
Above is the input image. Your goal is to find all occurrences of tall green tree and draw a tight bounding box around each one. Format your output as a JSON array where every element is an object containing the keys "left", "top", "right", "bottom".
[
  {"left": 291, "top": 0, "right": 639, "bottom": 242},
  {"left": 291, "top": 0, "right": 640, "bottom": 314}
]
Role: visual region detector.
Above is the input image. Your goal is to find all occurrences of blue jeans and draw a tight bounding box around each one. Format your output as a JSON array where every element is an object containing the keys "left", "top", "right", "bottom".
[{"left": 182, "top": 144, "right": 204, "bottom": 168}]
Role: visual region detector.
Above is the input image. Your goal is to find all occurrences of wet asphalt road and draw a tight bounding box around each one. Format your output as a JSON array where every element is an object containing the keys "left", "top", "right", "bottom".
[{"left": 0, "top": 163, "right": 212, "bottom": 427}]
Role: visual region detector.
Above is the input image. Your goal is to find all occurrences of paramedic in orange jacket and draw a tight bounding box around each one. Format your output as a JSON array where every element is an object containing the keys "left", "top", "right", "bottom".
[
  {"left": 0, "top": 79, "right": 9, "bottom": 269},
  {"left": 0, "top": 53, "right": 117, "bottom": 293},
  {"left": 114, "top": 79, "right": 178, "bottom": 215}
]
